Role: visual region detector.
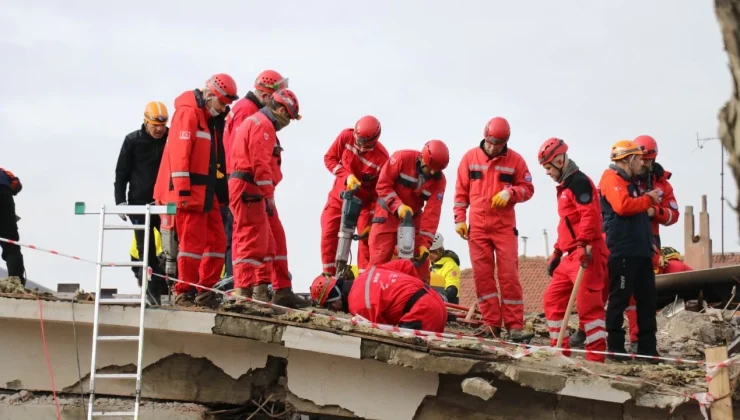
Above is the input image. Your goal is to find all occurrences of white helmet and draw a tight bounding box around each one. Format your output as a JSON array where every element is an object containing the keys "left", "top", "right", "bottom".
[{"left": 430, "top": 233, "right": 444, "bottom": 251}]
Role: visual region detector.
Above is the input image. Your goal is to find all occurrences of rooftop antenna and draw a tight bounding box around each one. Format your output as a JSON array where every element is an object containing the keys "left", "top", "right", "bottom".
[
  {"left": 521, "top": 236, "right": 529, "bottom": 257},
  {"left": 696, "top": 132, "right": 726, "bottom": 259}
]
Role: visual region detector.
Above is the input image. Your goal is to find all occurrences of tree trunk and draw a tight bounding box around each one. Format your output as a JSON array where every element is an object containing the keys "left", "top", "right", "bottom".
[{"left": 716, "top": 0, "right": 740, "bottom": 238}]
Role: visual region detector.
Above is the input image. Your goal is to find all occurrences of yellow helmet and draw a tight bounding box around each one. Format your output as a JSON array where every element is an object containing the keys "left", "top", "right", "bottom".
[
  {"left": 610, "top": 140, "right": 643, "bottom": 161},
  {"left": 143, "top": 101, "right": 169, "bottom": 125}
]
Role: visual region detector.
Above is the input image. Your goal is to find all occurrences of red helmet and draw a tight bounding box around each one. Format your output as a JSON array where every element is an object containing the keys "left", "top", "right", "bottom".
[
  {"left": 634, "top": 135, "right": 658, "bottom": 159},
  {"left": 421, "top": 139, "right": 450, "bottom": 172},
  {"left": 310, "top": 274, "right": 338, "bottom": 306},
  {"left": 354, "top": 116, "right": 381, "bottom": 149},
  {"left": 254, "top": 70, "right": 289, "bottom": 93},
  {"left": 206, "top": 73, "right": 239, "bottom": 104},
  {"left": 537, "top": 137, "right": 569, "bottom": 165},
  {"left": 484, "top": 117, "right": 511, "bottom": 144},
  {"left": 272, "top": 89, "right": 302, "bottom": 120}
]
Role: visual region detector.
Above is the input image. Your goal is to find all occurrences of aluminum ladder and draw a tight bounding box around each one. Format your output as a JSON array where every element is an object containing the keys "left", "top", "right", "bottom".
[{"left": 74, "top": 202, "right": 176, "bottom": 419}]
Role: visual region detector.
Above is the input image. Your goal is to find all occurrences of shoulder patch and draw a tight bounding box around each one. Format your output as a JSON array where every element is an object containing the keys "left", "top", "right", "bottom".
[
  {"left": 390, "top": 157, "right": 396, "bottom": 165},
  {"left": 436, "top": 192, "right": 444, "bottom": 201},
  {"left": 669, "top": 200, "right": 678, "bottom": 210},
  {"left": 567, "top": 172, "right": 594, "bottom": 205},
  {"left": 524, "top": 171, "right": 532, "bottom": 182},
  {"left": 451, "top": 270, "right": 458, "bottom": 277},
  {"left": 179, "top": 131, "right": 191, "bottom": 140}
]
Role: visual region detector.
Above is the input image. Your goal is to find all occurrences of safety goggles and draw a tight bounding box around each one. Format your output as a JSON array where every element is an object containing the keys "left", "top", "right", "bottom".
[
  {"left": 258, "top": 77, "right": 290, "bottom": 92},
  {"left": 355, "top": 135, "right": 377, "bottom": 150},
  {"left": 146, "top": 114, "right": 168, "bottom": 123},
  {"left": 484, "top": 136, "right": 507, "bottom": 145},
  {"left": 639, "top": 145, "right": 657, "bottom": 156}
]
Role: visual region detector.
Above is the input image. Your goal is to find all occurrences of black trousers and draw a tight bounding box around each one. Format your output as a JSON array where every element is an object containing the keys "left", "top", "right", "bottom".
[
  {"left": 129, "top": 214, "right": 166, "bottom": 293},
  {"left": 606, "top": 256, "right": 657, "bottom": 355},
  {"left": 0, "top": 188, "right": 25, "bottom": 284}
]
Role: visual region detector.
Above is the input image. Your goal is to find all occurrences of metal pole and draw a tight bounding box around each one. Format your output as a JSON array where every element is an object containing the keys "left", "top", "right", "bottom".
[
  {"left": 87, "top": 206, "right": 106, "bottom": 420},
  {"left": 721, "top": 145, "right": 725, "bottom": 259}
]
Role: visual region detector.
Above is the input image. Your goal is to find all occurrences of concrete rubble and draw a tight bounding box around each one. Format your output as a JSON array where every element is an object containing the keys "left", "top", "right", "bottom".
[{"left": 461, "top": 377, "right": 497, "bottom": 401}]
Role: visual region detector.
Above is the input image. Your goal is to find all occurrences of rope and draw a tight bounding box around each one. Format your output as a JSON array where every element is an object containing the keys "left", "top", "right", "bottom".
[{"left": 38, "top": 298, "right": 61, "bottom": 419}]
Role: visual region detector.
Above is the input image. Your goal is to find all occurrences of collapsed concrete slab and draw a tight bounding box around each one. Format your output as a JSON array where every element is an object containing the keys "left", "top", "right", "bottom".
[{"left": 0, "top": 294, "right": 737, "bottom": 420}]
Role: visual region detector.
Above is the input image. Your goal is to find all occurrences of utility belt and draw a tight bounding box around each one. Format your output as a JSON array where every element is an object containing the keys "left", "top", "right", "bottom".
[
  {"left": 402, "top": 285, "right": 430, "bottom": 315},
  {"left": 230, "top": 171, "right": 263, "bottom": 203}
]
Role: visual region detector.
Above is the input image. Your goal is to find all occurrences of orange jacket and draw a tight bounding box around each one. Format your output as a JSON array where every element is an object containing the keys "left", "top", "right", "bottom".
[
  {"left": 324, "top": 128, "right": 389, "bottom": 207},
  {"left": 453, "top": 144, "right": 533, "bottom": 229},
  {"left": 374, "top": 150, "right": 446, "bottom": 248},
  {"left": 153, "top": 90, "right": 217, "bottom": 213},
  {"left": 635, "top": 163, "right": 679, "bottom": 240},
  {"left": 229, "top": 111, "right": 278, "bottom": 199}
]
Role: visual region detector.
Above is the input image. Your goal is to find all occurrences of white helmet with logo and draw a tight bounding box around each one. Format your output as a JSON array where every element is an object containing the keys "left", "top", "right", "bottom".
[{"left": 430, "top": 233, "right": 444, "bottom": 251}]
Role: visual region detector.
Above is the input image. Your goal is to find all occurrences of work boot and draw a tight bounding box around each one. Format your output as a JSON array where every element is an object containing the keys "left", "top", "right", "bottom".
[
  {"left": 231, "top": 286, "right": 254, "bottom": 302},
  {"left": 569, "top": 329, "right": 586, "bottom": 349},
  {"left": 508, "top": 329, "right": 535, "bottom": 344},
  {"left": 194, "top": 290, "right": 220, "bottom": 309},
  {"left": 272, "top": 287, "right": 312, "bottom": 309},
  {"left": 174, "top": 292, "right": 196, "bottom": 307},
  {"left": 252, "top": 284, "right": 270, "bottom": 303},
  {"left": 473, "top": 325, "right": 502, "bottom": 339}
]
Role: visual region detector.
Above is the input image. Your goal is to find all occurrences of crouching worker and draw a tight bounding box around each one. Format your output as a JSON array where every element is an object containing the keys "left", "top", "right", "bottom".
[
  {"left": 429, "top": 233, "right": 461, "bottom": 304},
  {"left": 310, "top": 259, "right": 448, "bottom": 332}
]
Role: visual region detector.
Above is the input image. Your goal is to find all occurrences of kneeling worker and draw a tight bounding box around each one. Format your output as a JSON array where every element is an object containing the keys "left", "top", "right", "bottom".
[
  {"left": 429, "top": 233, "right": 461, "bottom": 304},
  {"left": 310, "top": 259, "right": 448, "bottom": 332}
]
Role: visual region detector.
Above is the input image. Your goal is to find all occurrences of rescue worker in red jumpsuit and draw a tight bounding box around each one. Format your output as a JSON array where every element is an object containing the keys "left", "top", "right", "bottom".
[
  {"left": 537, "top": 138, "right": 607, "bottom": 362},
  {"left": 222, "top": 70, "right": 289, "bottom": 286},
  {"left": 656, "top": 247, "right": 693, "bottom": 274},
  {"left": 154, "top": 74, "right": 237, "bottom": 308},
  {"left": 453, "top": 117, "right": 534, "bottom": 342},
  {"left": 320, "top": 116, "right": 389, "bottom": 275},
  {"left": 624, "top": 134, "right": 680, "bottom": 350},
  {"left": 368, "top": 140, "right": 450, "bottom": 282},
  {"left": 310, "top": 259, "right": 448, "bottom": 332},
  {"left": 229, "top": 88, "right": 309, "bottom": 308}
]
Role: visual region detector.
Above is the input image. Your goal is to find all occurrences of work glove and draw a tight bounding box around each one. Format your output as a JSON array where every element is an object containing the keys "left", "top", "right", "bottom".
[
  {"left": 574, "top": 243, "right": 592, "bottom": 267},
  {"left": 491, "top": 189, "right": 511, "bottom": 209},
  {"left": 216, "top": 164, "right": 225, "bottom": 180},
  {"left": 265, "top": 198, "right": 275, "bottom": 217},
  {"left": 547, "top": 249, "right": 562, "bottom": 277},
  {"left": 346, "top": 174, "right": 361, "bottom": 191},
  {"left": 358, "top": 225, "right": 371, "bottom": 240},
  {"left": 455, "top": 222, "right": 469, "bottom": 240},
  {"left": 118, "top": 202, "right": 128, "bottom": 222},
  {"left": 397, "top": 204, "right": 414, "bottom": 218},
  {"left": 416, "top": 246, "right": 430, "bottom": 262}
]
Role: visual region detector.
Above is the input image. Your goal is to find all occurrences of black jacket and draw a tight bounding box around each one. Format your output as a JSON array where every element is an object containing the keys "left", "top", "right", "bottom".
[
  {"left": 114, "top": 125, "right": 167, "bottom": 205},
  {"left": 209, "top": 107, "right": 229, "bottom": 205}
]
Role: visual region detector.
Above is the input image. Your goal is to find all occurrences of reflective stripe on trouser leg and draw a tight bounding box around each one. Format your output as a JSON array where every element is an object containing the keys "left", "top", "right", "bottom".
[
  {"left": 469, "top": 231, "right": 501, "bottom": 327},
  {"left": 494, "top": 228, "right": 524, "bottom": 330},
  {"left": 269, "top": 206, "right": 291, "bottom": 289},
  {"left": 577, "top": 250, "right": 607, "bottom": 362},
  {"left": 174, "top": 209, "right": 207, "bottom": 294},
  {"left": 198, "top": 204, "right": 226, "bottom": 290},
  {"left": 319, "top": 196, "right": 342, "bottom": 276},
  {"left": 229, "top": 178, "right": 273, "bottom": 288},
  {"left": 543, "top": 262, "right": 574, "bottom": 356}
]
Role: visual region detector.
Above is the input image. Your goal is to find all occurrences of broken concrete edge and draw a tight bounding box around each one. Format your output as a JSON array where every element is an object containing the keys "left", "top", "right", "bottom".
[{"left": 0, "top": 294, "right": 725, "bottom": 411}]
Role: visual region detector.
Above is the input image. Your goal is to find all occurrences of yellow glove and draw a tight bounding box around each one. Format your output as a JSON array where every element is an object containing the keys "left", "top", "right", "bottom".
[
  {"left": 216, "top": 164, "right": 225, "bottom": 180},
  {"left": 358, "top": 225, "right": 371, "bottom": 240},
  {"left": 417, "top": 246, "right": 430, "bottom": 262},
  {"left": 346, "top": 174, "right": 361, "bottom": 191},
  {"left": 455, "top": 222, "right": 468, "bottom": 240},
  {"left": 491, "top": 189, "right": 511, "bottom": 208},
  {"left": 397, "top": 204, "right": 414, "bottom": 218}
]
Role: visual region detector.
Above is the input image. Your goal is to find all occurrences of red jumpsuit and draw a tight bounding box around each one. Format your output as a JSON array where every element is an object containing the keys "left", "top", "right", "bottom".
[
  {"left": 153, "top": 90, "right": 226, "bottom": 294},
  {"left": 454, "top": 144, "right": 534, "bottom": 330},
  {"left": 223, "top": 93, "right": 261, "bottom": 173},
  {"left": 368, "top": 150, "right": 446, "bottom": 281},
  {"left": 228, "top": 111, "right": 278, "bottom": 289},
  {"left": 622, "top": 163, "right": 679, "bottom": 343},
  {"left": 544, "top": 170, "right": 607, "bottom": 362},
  {"left": 347, "top": 259, "right": 448, "bottom": 332},
  {"left": 320, "top": 129, "right": 389, "bottom": 274},
  {"left": 659, "top": 259, "right": 693, "bottom": 274}
]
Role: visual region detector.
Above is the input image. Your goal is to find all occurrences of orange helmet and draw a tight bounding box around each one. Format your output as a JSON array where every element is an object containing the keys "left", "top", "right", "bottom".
[
  {"left": 310, "top": 274, "right": 338, "bottom": 306},
  {"left": 634, "top": 135, "right": 658, "bottom": 160},
  {"left": 255, "top": 70, "right": 289, "bottom": 93},
  {"left": 143, "top": 101, "right": 168, "bottom": 125},
  {"left": 610, "top": 140, "right": 643, "bottom": 161}
]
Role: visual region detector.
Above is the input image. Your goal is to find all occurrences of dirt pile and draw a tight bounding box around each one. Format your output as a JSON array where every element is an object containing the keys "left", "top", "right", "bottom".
[
  {"left": 0, "top": 277, "right": 26, "bottom": 294},
  {"left": 657, "top": 310, "right": 738, "bottom": 358}
]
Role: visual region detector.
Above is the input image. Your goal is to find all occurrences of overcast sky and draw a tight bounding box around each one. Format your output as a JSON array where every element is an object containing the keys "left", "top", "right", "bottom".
[{"left": 0, "top": 0, "right": 734, "bottom": 294}]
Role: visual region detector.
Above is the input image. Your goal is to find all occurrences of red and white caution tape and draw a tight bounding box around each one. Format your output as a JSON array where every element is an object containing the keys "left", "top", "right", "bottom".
[{"left": 2, "top": 235, "right": 736, "bottom": 414}]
